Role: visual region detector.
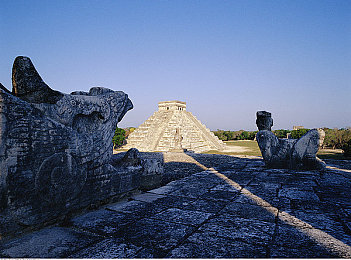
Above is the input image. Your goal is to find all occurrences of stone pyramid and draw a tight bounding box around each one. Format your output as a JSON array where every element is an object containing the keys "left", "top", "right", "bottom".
[{"left": 123, "top": 101, "right": 226, "bottom": 153}]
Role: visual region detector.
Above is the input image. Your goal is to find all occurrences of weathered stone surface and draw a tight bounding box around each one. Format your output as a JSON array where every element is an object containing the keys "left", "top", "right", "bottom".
[
  {"left": 222, "top": 202, "right": 278, "bottom": 223},
  {"left": 1, "top": 153, "right": 351, "bottom": 258},
  {"left": 291, "top": 129, "right": 325, "bottom": 168},
  {"left": 124, "top": 100, "right": 226, "bottom": 153},
  {"left": 71, "top": 208, "right": 135, "bottom": 236},
  {"left": 0, "top": 227, "right": 100, "bottom": 258},
  {"left": 183, "top": 198, "right": 228, "bottom": 213},
  {"left": 122, "top": 218, "right": 196, "bottom": 257},
  {"left": 255, "top": 111, "right": 326, "bottom": 170},
  {"left": 199, "top": 215, "right": 275, "bottom": 246},
  {"left": 151, "top": 208, "right": 213, "bottom": 226},
  {"left": 106, "top": 199, "right": 165, "bottom": 219},
  {"left": 112, "top": 148, "right": 164, "bottom": 190},
  {"left": 12, "top": 56, "right": 64, "bottom": 104},
  {"left": 168, "top": 231, "right": 267, "bottom": 258},
  {"left": 256, "top": 110, "right": 273, "bottom": 131},
  {"left": 116, "top": 148, "right": 142, "bottom": 167},
  {"left": 69, "top": 238, "right": 142, "bottom": 258},
  {"left": 0, "top": 56, "right": 134, "bottom": 237},
  {"left": 271, "top": 225, "right": 337, "bottom": 257},
  {"left": 140, "top": 159, "right": 164, "bottom": 190}
]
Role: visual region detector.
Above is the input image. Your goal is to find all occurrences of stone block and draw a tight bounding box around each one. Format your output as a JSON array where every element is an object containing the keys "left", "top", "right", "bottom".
[
  {"left": 0, "top": 227, "right": 99, "bottom": 258},
  {"left": 169, "top": 232, "right": 267, "bottom": 258},
  {"left": 199, "top": 214, "right": 275, "bottom": 246},
  {"left": 122, "top": 218, "right": 196, "bottom": 257},
  {"left": 140, "top": 159, "right": 164, "bottom": 190},
  {"left": 151, "top": 208, "right": 213, "bottom": 226},
  {"left": 69, "top": 238, "right": 142, "bottom": 258},
  {"left": 71, "top": 208, "right": 134, "bottom": 236}
]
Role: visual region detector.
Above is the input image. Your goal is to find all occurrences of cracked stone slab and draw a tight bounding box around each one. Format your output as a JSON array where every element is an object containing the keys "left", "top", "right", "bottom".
[
  {"left": 106, "top": 199, "right": 149, "bottom": 214},
  {"left": 184, "top": 198, "right": 228, "bottom": 213},
  {"left": 315, "top": 175, "right": 351, "bottom": 208},
  {"left": 222, "top": 202, "right": 278, "bottom": 222},
  {"left": 151, "top": 208, "right": 213, "bottom": 226},
  {"left": 175, "top": 177, "right": 220, "bottom": 190},
  {"left": 326, "top": 228, "right": 351, "bottom": 247},
  {"left": 283, "top": 173, "right": 319, "bottom": 187},
  {"left": 169, "top": 185, "right": 209, "bottom": 199},
  {"left": 148, "top": 183, "right": 183, "bottom": 195},
  {"left": 200, "top": 190, "right": 239, "bottom": 202},
  {"left": 132, "top": 192, "right": 167, "bottom": 203},
  {"left": 270, "top": 245, "right": 334, "bottom": 258},
  {"left": 199, "top": 215, "right": 275, "bottom": 246},
  {"left": 105, "top": 200, "right": 165, "bottom": 219},
  {"left": 68, "top": 238, "right": 142, "bottom": 258},
  {"left": 232, "top": 193, "right": 275, "bottom": 208},
  {"left": 168, "top": 231, "right": 266, "bottom": 258},
  {"left": 279, "top": 187, "right": 320, "bottom": 201},
  {"left": 246, "top": 182, "right": 280, "bottom": 191},
  {"left": 317, "top": 194, "right": 351, "bottom": 208},
  {"left": 113, "top": 193, "right": 196, "bottom": 212},
  {"left": 192, "top": 172, "right": 228, "bottom": 185},
  {"left": 318, "top": 172, "right": 351, "bottom": 187},
  {"left": 279, "top": 209, "right": 351, "bottom": 247},
  {"left": 271, "top": 224, "right": 346, "bottom": 257},
  {"left": 210, "top": 183, "right": 241, "bottom": 192},
  {"left": 255, "top": 172, "right": 293, "bottom": 184},
  {"left": 283, "top": 210, "right": 343, "bottom": 232},
  {"left": 289, "top": 199, "right": 324, "bottom": 211},
  {"left": 71, "top": 208, "right": 134, "bottom": 236},
  {"left": 2, "top": 153, "right": 351, "bottom": 258},
  {"left": 122, "top": 218, "right": 196, "bottom": 257},
  {"left": 244, "top": 184, "right": 280, "bottom": 206},
  {"left": 339, "top": 208, "right": 351, "bottom": 233},
  {"left": 223, "top": 173, "right": 258, "bottom": 186},
  {"left": 0, "top": 227, "right": 99, "bottom": 258},
  {"left": 151, "top": 195, "right": 196, "bottom": 210}
]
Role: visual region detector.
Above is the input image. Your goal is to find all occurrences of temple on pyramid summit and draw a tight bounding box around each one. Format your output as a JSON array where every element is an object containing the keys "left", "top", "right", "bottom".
[{"left": 123, "top": 101, "right": 226, "bottom": 153}]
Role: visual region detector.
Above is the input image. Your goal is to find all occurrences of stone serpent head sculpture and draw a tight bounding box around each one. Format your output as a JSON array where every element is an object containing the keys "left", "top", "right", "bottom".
[{"left": 0, "top": 57, "right": 133, "bottom": 235}]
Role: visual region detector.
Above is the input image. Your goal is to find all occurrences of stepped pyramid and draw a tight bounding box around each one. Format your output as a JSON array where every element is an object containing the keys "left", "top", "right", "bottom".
[{"left": 123, "top": 101, "right": 226, "bottom": 153}]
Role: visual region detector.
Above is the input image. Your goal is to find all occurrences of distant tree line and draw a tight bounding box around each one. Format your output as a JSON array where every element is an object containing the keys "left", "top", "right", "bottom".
[
  {"left": 112, "top": 126, "right": 351, "bottom": 157},
  {"left": 213, "top": 127, "right": 351, "bottom": 157},
  {"left": 323, "top": 128, "right": 351, "bottom": 153},
  {"left": 112, "top": 127, "right": 136, "bottom": 148},
  {"left": 212, "top": 129, "right": 303, "bottom": 141},
  {"left": 212, "top": 130, "right": 258, "bottom": 141}
]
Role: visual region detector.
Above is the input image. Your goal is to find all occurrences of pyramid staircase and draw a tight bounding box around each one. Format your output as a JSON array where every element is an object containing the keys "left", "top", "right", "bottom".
[{"left": 123, "top": 101, "right": 225, "bottom": 153}]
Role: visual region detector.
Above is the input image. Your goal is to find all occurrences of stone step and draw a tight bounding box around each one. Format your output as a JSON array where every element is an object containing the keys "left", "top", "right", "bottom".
[{"left": 123, "top": 106, "right": 225, "bottom": 153}]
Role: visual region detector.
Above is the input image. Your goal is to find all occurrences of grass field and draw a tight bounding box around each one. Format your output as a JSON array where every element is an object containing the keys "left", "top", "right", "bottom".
[
  {"left": 205, "top": 140, "right": 262, "bottom": 157},
  {"left": 116, "top": 140, "right": 349, "bottom": 160},
  {"left": 205, "top": 140, "right": 349, "bottom": 160},
  {"left": 316, "top": 149, "right": 349, "bottom": 160}
]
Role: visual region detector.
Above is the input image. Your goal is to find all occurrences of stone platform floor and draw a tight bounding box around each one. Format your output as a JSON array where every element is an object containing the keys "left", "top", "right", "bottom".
[{"left": 1, "top": 153, "right": 351, "bottom": 258}]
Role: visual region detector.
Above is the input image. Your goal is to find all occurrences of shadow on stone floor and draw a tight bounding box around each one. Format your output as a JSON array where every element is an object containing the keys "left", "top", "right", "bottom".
[
  {"left": 186, "top": 153, "right": 351, "bottom": 257},
  {"left": 1, "top": 153, "right": 351, "bottom": 258}
]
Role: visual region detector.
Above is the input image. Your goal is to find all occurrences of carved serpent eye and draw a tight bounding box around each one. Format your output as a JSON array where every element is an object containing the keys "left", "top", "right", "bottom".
[
  {"left": 72, "top": 112, "right": 105, "bottom": 133},
  {"left": 35, "top": 152, "right": 87, "bottom": 207}
]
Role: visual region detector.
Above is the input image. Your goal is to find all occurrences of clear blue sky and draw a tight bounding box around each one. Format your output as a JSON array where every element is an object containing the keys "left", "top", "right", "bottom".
[{"left": 1, "top": 0, "right": 350, "bottom": 131}]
